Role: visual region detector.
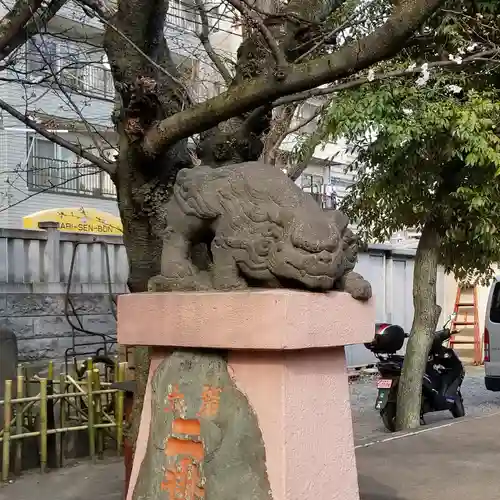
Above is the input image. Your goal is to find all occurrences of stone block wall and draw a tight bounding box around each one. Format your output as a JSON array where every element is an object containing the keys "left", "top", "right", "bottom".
[{"left": 0, "top": 293, "right": 117, "bottom": 362}]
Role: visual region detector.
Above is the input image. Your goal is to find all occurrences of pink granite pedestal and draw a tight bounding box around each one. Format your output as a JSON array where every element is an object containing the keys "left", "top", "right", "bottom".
[{"left": 118, "top": 290, "right": 374, "bottom": 500}]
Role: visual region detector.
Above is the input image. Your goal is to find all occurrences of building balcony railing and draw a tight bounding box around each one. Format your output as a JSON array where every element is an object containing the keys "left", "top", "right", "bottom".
[
  {"left": 309, "top": 192, "right": 338, "bottom": 210},
  {"left": 301, "top": 185, "right": 339, "bottom": 211},
  {"left": 27, "top": 156, "right": 117, "bottom": 199}
]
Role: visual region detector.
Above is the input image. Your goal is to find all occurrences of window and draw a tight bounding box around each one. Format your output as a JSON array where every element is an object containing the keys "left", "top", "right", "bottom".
[
  {"left": 27, "top": 137, "right": 68, "bottom": 190},
  {"left": 25, "top": 35, "right": 113, "bottom": 97},
  {"left": 207, "top": 3, "right": 220, "bottom": 31},
  {"left": 167, "top": 0, "right": 197, "bottom": 31},
  {"left": 490, "top": 283, "right": 500, "bottom": 323},
  {"left": 297, "top": 103, "right": 317, "bottom": 121},
  {"left": 301, "top": 174, "right": 324, "bottom": 192},
  {"left": 26, "top": 36, "right": 57, "bottom": 76},
  {"left": 26, "top": 135, "right": 116, "bottom": 198},
  {"left": 59, "top": 44, "right": 86, "bottom": 91},
  {"left": 86, "top": 64, "right": 114, "bottom": 98}
]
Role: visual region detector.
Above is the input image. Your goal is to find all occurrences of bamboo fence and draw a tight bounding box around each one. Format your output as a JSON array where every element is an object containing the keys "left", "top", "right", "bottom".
[{"left": 0, "top": 359, "right": 127, "bottom": 482}]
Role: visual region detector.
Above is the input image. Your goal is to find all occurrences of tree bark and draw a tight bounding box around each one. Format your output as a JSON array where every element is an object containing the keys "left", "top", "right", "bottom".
[
  {"left": 261, "top": 103, "right": 297, "bottom": 164},
  {"left": 103, "top": 0, "right": 194, "bottom": 455},
  {"left": 396, "top": 220, "right": 442, "bottom": 430}
]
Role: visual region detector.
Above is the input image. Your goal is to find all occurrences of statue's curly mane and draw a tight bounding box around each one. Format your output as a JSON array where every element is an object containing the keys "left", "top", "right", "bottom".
[{"left": 174, "top": 164, "right": 315, "bottom": 230}]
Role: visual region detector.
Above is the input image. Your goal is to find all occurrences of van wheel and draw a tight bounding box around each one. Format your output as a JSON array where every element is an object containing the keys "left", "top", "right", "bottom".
[
  {"left": 451, "top": 393, "right": 465, "bottom": 418},
  {"left": 380, "top": 402, "right": 397, "bottom": 432}
]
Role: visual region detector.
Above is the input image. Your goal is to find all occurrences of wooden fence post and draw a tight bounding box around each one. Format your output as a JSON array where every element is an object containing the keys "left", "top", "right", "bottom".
[
  {"left": 87, "top": 370, "right": 96, "bottom": 463},
  {"left": 14, "top": 373, "right": 24, "bottom": 475},
  {"left": 2, "top": 380, "right": 12, "bottom": 482},
  {"left": 93, "top": 369, "right": 103, "bottom": 459},
  {"left": 115, "top": 362, "right": 126, "bottom": 455},
  {"left": 39, "top": 379, "right": 47, "bottom": 473},
  {"left": 58, "top": 373, "right": 66, "bottom": 468}
]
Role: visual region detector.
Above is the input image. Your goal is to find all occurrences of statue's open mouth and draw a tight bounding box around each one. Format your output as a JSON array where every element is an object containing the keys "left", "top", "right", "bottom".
[{"left": 285, "top": 260, "right": 336, "bottom": 279}]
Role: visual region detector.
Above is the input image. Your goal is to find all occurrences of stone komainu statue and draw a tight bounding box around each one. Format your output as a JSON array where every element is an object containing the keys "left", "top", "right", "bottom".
[{"left": 150, "top": 161, "right": 371, "bottom": 300}]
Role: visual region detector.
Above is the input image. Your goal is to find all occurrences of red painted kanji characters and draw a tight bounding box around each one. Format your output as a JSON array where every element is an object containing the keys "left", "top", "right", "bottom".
[{"left": 197, "top": 385, "right": 222, "bottom": 418}]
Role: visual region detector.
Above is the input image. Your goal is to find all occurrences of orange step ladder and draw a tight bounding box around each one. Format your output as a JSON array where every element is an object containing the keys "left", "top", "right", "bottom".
[{"left": 449, "top": 285, "right": 482, "bottom": 365}]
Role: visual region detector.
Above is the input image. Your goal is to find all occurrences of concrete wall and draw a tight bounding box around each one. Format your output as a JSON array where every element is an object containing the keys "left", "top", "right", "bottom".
[
  {"left": 0, "top": 226, "right": 127, "bottom": 362},
  {"left": 345, "top": 246, "right": 455, "bottom": 367}
]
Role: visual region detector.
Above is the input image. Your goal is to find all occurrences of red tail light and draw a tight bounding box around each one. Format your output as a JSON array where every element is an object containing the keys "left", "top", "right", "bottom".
[
  {"left": 484, "top": 328, "right": 490, "bottom": 362},
  {"left": 376, "top": 323, "right": 391, "bottom": 334}
]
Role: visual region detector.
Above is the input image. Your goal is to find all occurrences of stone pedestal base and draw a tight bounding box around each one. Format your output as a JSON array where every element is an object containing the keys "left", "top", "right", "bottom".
[{"left": 118, "top": 290, "right": 374, "bottom": 500}]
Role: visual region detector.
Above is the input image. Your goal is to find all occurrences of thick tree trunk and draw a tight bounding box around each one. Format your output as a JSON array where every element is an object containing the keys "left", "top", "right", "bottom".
[
  {"left": 396, "top": 221, "right": 442, "bottom": 430},
  {"left": 103, "top": 0, "right": 194, "bottom": 455}
]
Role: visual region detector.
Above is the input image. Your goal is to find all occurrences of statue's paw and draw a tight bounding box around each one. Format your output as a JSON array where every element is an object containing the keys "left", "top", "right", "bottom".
[
  {"left": 347, "top": 279, "right": 372, "bottom": 301},
  {"left": 148, "top": 275, "right": 174, "bottom": 292},
  {"left": 336, "top": 271, "right": 372, "bottom": 301},
  {"left": 148, "top": 271, "right": 212, "bottom": 292},
  {"left": 162, "top": 260, "right": 198, "bottom": 279},
  {"left": 212, "top": 272, "right": 248, "bottom": 291}
]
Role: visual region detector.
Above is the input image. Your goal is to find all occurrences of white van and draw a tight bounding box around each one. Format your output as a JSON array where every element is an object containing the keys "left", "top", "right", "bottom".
[{"left": 485, "top": 276, "right": 500, "bottom": 391}]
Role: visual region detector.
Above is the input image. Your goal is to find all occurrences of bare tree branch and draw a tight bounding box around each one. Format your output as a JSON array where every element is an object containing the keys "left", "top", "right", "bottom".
[
  {"left": 287, "top": 105, "right": 323, "bottom": 135},
  {"left": 195, "top": 0, "right": 232, "bottom": 85},
  {"left": 29, "top": 33, "right": 114, "bottom": 155},
  {"left": 0, "top": 0, "right": 66, "bottom": 61},
  {"left": 295, "top": 7, "right": 365, "bottom": 63},
  {"left": 0, "top": 73, "right": 114, "bottom": 102},
  {"left": 0, "top": 167, "right": 115, "bottom": 213},
  {"left": 274, "top": 48, "right": 500, "bottom": 106},
  {"left": 0, "top": 97, "right": 116, "bottom": 175},
  {"left": 226, "top": 0, "right": 287, "bottom": 69},
  {"left": 143, "top": 0, "right": 447, "bottom": 156},
  {"left": 287, "top": 131, "right": 323, "bottom": 181},
  {"left": 76, "top": 0, "right": 114, "bottom": 20},
  {"left": 261, "top": 103, "right": 297, "bottom": 164},
  {"left": 0, "top": 0, "right": 45, "bottom": 53}
]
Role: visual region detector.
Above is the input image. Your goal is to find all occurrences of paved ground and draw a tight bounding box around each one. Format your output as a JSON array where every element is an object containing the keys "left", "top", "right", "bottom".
[
  {"left": 3, "top": 412, "right": 499, "bottom": 500},
  {"left": 0, "top": 458, "right": 124, "bottom": 500},
  {"left": 350, "top": 365, "right": 500, "bottom": 443},
  {"left": 357, "top": 411, "right": 500, "bottom": 499},
  {"left": 1, "top": 365, "right": 499, "bottom": 499}
]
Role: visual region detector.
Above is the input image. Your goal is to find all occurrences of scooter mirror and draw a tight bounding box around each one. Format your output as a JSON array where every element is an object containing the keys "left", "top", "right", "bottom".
[{"left": 443, "top": 312, "right": 457, "bottom": 328}]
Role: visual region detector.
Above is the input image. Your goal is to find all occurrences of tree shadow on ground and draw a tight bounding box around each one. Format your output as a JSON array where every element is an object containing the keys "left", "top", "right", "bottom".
[{"left": 358, "top": 474, "right": 407, "bottom": 500}]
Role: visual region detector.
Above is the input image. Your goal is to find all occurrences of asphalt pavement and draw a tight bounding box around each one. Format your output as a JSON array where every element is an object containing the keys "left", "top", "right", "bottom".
[
  {"left": 1, "top": 365, "right": 499, "bottom": 500},
  {"left": 357, "top": 411, "right": 500, "bottom": 500},
  {"left": 350, "top": 365, "right": 500, "bottom": 444}
]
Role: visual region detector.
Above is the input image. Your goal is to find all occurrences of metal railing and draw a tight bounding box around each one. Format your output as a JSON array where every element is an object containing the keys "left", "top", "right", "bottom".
[
  {"left": 308, "top": 191, "right": 338, "bottom": 210},
  {"left": 27, "top": 157, "right": 117, "bottom": 198},
  {"left": 1, "top": 360, "right": 127, "bottom": 481}
]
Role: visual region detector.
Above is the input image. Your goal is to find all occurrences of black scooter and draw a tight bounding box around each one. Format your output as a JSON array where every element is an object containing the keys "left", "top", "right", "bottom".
[{"left": 365, "top": 314, "right": 465, "bottom": 432}]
